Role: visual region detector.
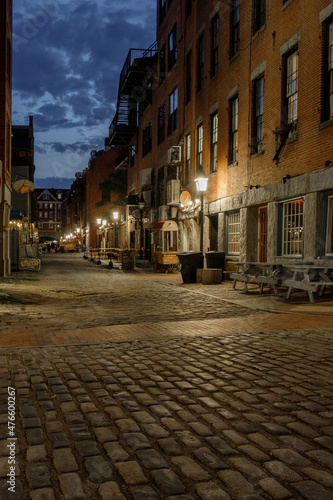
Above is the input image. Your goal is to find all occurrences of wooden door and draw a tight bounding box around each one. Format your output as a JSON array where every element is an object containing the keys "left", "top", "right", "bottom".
[{"left": 259, "top": 207, "right": 268, "bottom": 262}]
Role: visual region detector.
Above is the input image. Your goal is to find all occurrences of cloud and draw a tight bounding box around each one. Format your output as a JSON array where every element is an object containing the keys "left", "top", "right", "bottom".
[{"left": 12, "top": 0, "right": 156, "bottom": 180}]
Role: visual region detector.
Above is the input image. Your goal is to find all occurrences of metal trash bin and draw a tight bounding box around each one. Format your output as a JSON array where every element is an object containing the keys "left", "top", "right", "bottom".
[
  {"left": 206, "top": 251, "right": 225, "bottom": 281},
  {"left": 177, "top": 252, "right": 204, "bottom": 283}
]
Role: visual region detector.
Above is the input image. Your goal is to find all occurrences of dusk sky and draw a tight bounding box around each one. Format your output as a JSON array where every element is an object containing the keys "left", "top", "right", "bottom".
[{"left": 12, "top": 0, "right": 157, "bottom": 188}]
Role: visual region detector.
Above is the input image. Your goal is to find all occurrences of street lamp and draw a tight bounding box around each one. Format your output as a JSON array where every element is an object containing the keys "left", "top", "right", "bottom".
[
  {"left": 113, "top": 212, "right": 119, "bottom": 248},
  {"left": 194, "top": 176, "right": 208, "bottom": 253},
  {"left": 137, "top": 193, "right": 146, "bottom": 260}
]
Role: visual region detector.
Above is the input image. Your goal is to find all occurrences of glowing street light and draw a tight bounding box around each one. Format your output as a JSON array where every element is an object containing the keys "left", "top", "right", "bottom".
[{"left": 194, "top": 176, "right": 208, "bottom": 252}]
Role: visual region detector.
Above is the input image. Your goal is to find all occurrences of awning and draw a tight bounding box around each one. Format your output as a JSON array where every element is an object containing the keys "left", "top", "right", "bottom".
[{"left": 153, "top": 220, "right": 178, "bottom": 231}]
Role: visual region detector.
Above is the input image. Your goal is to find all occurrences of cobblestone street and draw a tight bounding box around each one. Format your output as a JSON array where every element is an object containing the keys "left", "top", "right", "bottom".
[{"left": 0, "top": 254, "right": 333, "bottom": 499}]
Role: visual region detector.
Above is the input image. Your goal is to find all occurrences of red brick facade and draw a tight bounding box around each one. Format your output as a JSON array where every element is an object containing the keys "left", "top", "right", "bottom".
[{"left": 110, "top": 0, "right": 333, "bottom": 263}]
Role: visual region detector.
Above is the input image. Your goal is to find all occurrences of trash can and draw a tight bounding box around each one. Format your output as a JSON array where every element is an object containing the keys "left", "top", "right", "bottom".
[
  {"left": 178, "top": 252, "right": 204, "bottom": 283},
  {"left": 206, "top": 251, "right": 225, "bottom": 281}
]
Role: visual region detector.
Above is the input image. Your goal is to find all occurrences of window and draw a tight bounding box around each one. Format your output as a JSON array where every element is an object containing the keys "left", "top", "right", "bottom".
[
  {"left": 196, "top": 124, "right": 203, "bottom": 173},
  {"left": 158, "top": 103, "right": 166, "bottom": 144},
  {"left": 57, "top": 193, "right": 62, "bottom": 200},
  {"left": 142, "top": 122, "right": 152, "bottom": 157},
  {"left": 252, "top": 76, "right": 264, "bottom": 154},
  {"left": 186, "top": 51, "right": 192, "bottom": 103},
  {"left": 168, "top": 25, "right": 177, "bottom": 70},
  {"left": 159, "top": 45, "right": 165, "bottom": 83},
  {"left": 187, "top": 0, "right": 192, "bottom": 16},
  {"left": 230, "top": 0, "right": 240, "bottom": 58},
  {"left": 210, "top": 112, "right": 218, "bottom": 173},
  {"left": 49, "top": 212, "right": 53, "bottom": 218},
  {"left": 323, "top": 21, "right": 333, "bottom": 121},
  {"left": 229, "top": 96, "right": 238, "bottom": 164},
  {"left": 284, "top": 49, "right": 298, "bottom": 125},
  {"left": 185, "top": 133, "right": 191, "bottom": 185},
  {"left": 254, "top": 0, "right": 266, "bottom": 33},
  {"left": 44, "top": 211, "right": 48, "bottom": 218},
  {"left": 280, "top": 199, "right": 304, "bottom": 256},
  {"left": 211, "top": 15, "right": 219, "bottom": 77},
  {"left": 159, "top": 0, "right": 166, "bottom": 24},
  {"left": 58, "top": 213, "right": 62, "bottom": 219},
  {"left": 43, "top": 193, "right": 50, "bottom": 200},
  {"left": 197, "top": 33, "right": 204, "bottom": 91},
  {"left": 44, "top": 203, "right": 48, "bottom": 208},
  {"left": 39, "top": 211, "right": 42, "bottom": 218},
  {"left": 49, "top": 203, "right": 53, "bottom": 208},
  {"left": 325, "top": 196, "right": 333, "bottom": 255},
  {"left": 49, "top": 221, "right": 54, "bottom": 229},
  {"left": 168, "top": 87, "right": 178, "bottom": 134},
  {"left": 39, "top": 203, "right": 43, "bottom": 209},
  {"left": 38, "top": 222, "right": 43, "bottom": 228},
  {"left": 228, "top": 212, "right": 240, "bottom": 254}
]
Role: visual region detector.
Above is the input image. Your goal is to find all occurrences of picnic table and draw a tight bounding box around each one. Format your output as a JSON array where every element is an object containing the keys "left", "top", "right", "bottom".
[
  {"left": 230, "top": 262, "right": 286, "bottom": 294},
  {"left": 283, "top": 265, "right": 333, "bottom": 303}
]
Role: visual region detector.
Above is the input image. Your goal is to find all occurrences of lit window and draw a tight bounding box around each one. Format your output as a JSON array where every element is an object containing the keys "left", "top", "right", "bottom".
[
  {"left": 228, "top": 212, "right": 240, "bottom": 254},
  {"left": 210, "top": 112, "right": 218, "bottom": 173},
  {"left": 285, "top": 50, "right": 298, "bottom": 124},
  {"left": 229, "top": 95, "right": 238, "bottom": 164},
  {"left": 281, "top": 199, "right": 304, "bottom": 256},
  {"left": 196, "top": 124, "right": 203, "bottom": 173},
  {"left": 44, "top": 211, "right": 48, "bottom": 218},
  {"left": 253, "top": 76, "right": 264, "bottom": 154},
  {"left": 168, "top": 88, "right": 178, "bottom": 134}
]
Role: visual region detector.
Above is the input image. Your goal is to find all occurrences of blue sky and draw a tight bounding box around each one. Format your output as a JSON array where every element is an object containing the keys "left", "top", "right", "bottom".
[{"left": 12, "top": 0, "right": 156, "bottom": 188}]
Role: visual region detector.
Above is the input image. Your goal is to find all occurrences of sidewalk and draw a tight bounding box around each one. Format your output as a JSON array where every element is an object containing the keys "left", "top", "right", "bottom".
[{"left": 1, "top": 255, "right": 333, "bottom": 499}]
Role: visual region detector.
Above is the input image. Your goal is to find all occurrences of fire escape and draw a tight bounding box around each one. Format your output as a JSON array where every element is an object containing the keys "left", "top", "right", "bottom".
[{"left": 109, "top": 42, "right": 158, "bottom": 149}]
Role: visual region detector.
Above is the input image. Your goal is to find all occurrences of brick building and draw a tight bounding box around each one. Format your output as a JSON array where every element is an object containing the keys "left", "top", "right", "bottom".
[
  {"left": 108, "top": 0, "right": 333, "bottom": 266},
  {"left": 84, "top": 148, "right": 127, "bottom": 250},
  {"left": 35, "top": 188, "right": 66, "bottom": 243},
  {"left": 0, "top": 0, "right": 12, "bottom": 276}
]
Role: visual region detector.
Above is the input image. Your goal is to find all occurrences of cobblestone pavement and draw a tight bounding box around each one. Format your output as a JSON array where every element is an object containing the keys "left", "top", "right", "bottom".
[{"left": 0, "top": 255, "right": 333, "bottom": 499}]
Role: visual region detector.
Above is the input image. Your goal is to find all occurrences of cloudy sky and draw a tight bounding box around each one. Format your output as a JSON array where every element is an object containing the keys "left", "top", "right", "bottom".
[{"left": 12, "top": 0, "right": 156, "bottom": 188}]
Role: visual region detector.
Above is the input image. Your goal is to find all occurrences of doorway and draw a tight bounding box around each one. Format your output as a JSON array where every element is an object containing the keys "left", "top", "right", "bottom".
[{"left": 259, "top": 206, "right": 267, "bottom": 262}]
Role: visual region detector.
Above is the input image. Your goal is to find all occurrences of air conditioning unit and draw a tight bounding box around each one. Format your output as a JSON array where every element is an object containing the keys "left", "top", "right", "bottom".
[
  {"left": 149, "top": 209, "right": 157, "bottom": 224},
  {"left": 158, "top": 205, "right": 169, "bottom": 221},
  {"left": 168, "top": 146, "right": 182, "bottom": 163},
  {"left": 143, "top": 190, "right": 152, "bottom": 208},
  {"left": 167, "top": 179, "right": 180, "bottom": 205},
  {"left": 140, "top": 168, "right": 152, "bottom": 187}
]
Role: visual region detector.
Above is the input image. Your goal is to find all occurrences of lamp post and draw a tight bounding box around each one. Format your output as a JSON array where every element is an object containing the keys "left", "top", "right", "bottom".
[
  {"left": 113, "top": 211, "right": 119, "bottom": 248},
  {"left": 194, "top": 176, "right": 208, "bottom": 253},
  {"left": 137, "top": 193, "right": 146, "bottom": 260}
]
